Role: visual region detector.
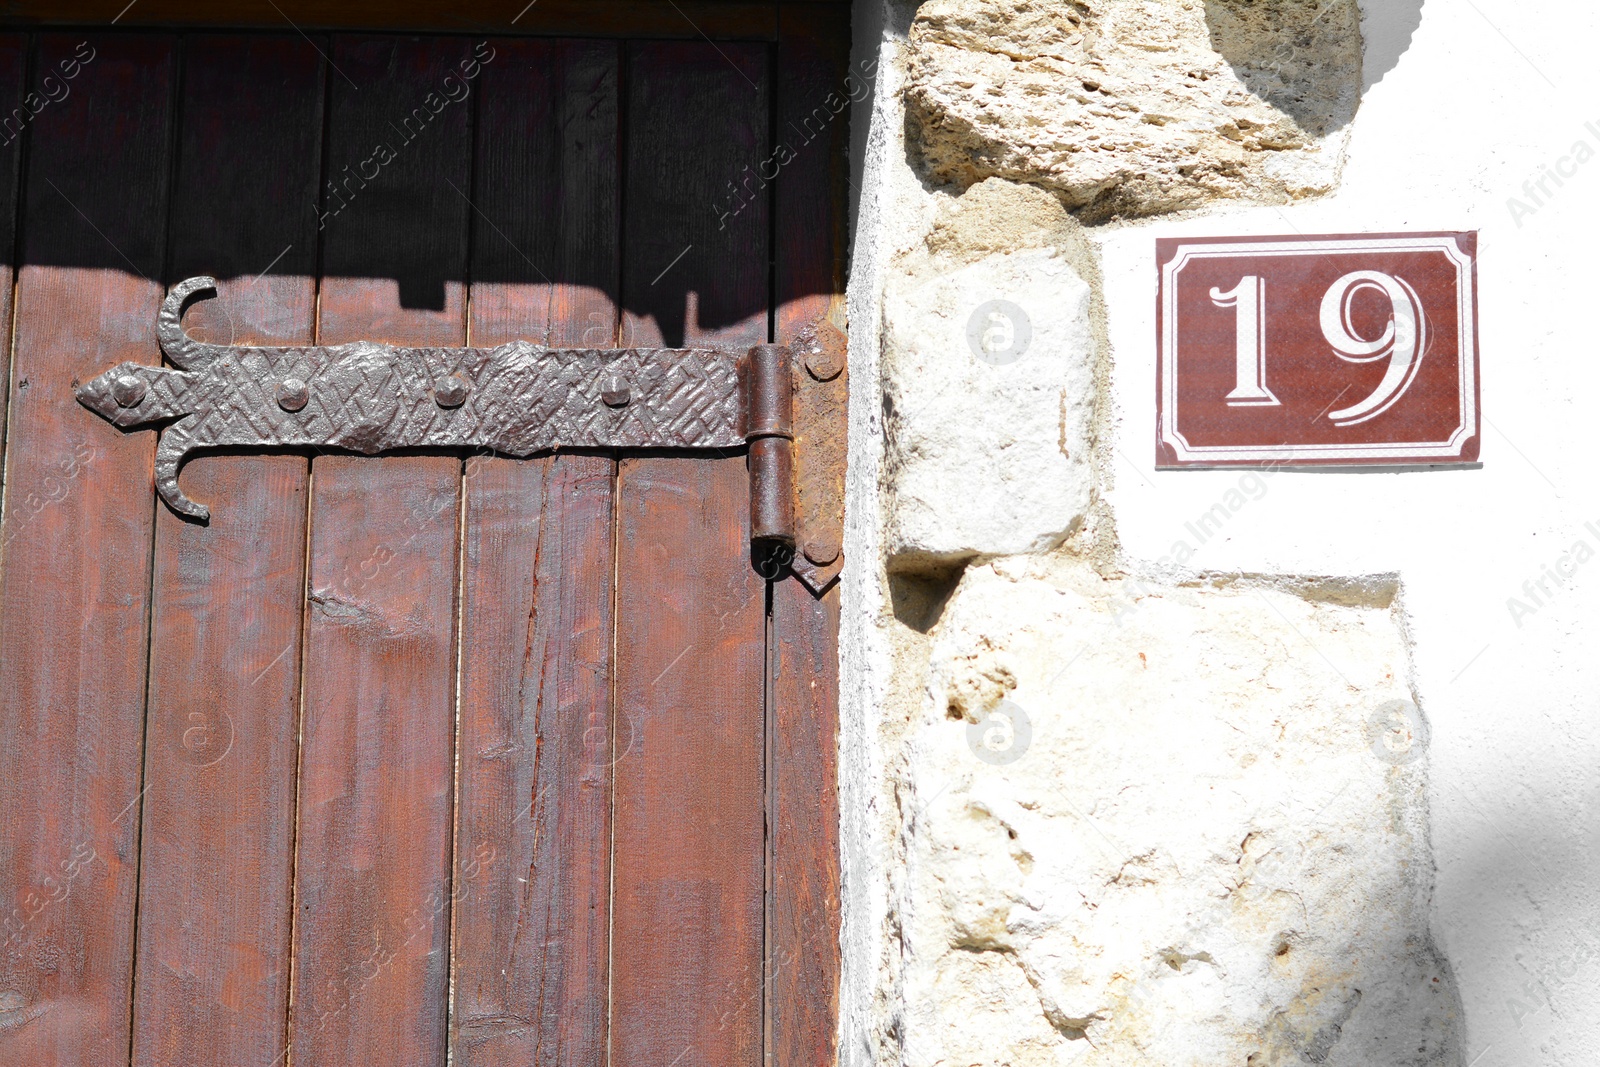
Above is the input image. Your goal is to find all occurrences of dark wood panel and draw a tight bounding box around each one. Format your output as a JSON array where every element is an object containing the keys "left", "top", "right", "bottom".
[
  {"left": 0, "top": 34, "right": 27, "bottom": 475},
  {"left": 0, "top": 1, "right": 810, "bottom": 39},
  {"left": 469, "top": 38, "right": 620, "bottom": 348},
  {"left": 288, "top": 34, "right": 470, "bottom": 1066},
  {"left": 620, "top": 40, "right": 768, "bottom": 349},
  {"left": 315, "top": 35, "right": 474, "bottom": 345},
  {"left": 775, "top": 3, "right": 850, "bottom": 342},
  {"left": 769, "top": 11, "right": 847, "bottom": 1066},
  {"left": 451, "top": 36, "right": 621, "bottom": 1067},
  {"left": 129, "top": 35, "right": 324, "bottom": 1067},
  {"left": 0, "top": 33, "right": 175, "bottom": 1067},
  {"left": 611, "top": 39, "right": 770, "bottom": 1067}
]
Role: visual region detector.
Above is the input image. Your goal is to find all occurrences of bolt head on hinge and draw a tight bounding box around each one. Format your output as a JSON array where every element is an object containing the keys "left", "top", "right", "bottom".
[
  {"left": 111, "top": 372, "right": 147, "bottom": 408},
  {"left": 803, "top": 539, "right": 841, "bottom": 566},
  {"left": 601, "top": 378, "right": 630, "bottom": 407},
  {"left": 434, "top": 374, "right": 471, "bottom": 409},
  {"left": 804, "top": 348, "right": 843, "bottom": 381},
  {"left": 276, "top": 378, "right": 309, "bottom": 412}
]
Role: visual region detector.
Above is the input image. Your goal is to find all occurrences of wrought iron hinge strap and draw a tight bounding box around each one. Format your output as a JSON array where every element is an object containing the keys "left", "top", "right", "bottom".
[{"left": 76, "top": 277, "right": 845, "bottom": 588}]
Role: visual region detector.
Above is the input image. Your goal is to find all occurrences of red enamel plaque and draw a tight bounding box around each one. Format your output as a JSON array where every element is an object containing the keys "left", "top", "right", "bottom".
[{"left": 1156, "top": 232, "right": 1480, "bottom": 468}]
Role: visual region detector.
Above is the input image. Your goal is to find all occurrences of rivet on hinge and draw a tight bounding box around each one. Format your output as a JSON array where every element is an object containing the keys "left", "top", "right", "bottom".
[
  {"left": 111, "top": 372, "right": 147, "bottom": 408},
  {"left": 276, "top": 378, "right": 309, "bottom": 412},
  {"left": 434, "top": 374, "right": 471, "bottom": 408},
  {"left": 803, "top": 539, "right": 841, "bottom": 566},
  {"left": 804, "top": 346, "right": 843, "bottom": 382}
]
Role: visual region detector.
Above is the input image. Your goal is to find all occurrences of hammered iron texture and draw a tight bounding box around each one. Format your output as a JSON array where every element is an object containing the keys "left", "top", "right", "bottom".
[{"left": 77, "top": 278, "right": 744, "bottom": 521}]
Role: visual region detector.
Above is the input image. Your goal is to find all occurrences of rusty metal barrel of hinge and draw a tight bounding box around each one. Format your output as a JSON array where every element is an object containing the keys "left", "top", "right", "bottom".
[{"left": 744, "top": 343, "right": 795, "bottom": 549}]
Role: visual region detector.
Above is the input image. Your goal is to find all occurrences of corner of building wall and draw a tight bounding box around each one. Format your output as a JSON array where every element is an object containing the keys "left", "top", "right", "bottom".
[
  {"left": 837, "top": 3, "right": 903, "bottom": 1067},
  {"left": 838, "top": 2, "right": 1463, "bottom": 1064}
]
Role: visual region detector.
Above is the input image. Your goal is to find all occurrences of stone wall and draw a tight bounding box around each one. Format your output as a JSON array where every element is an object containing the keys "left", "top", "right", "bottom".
[
  {"left": 905, "top": 563, "right": 1457, "bottom": 1064},
  {"left": 904, "top": 0, "right": 1362, "bottom": 221},
  {"left": 840, "top": 1, "right": 1463, "bottom": 1064}
]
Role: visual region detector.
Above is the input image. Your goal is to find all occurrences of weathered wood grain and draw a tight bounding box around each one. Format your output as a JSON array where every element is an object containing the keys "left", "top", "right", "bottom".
[
  {"left": 610, "top": 39, "right": 770, "bottom": 1067},
  {"left": 612, "top": 455, "right": 768, "bottom": 1067},
  {"left": 129, "top": 35, "right": 324, "bottom": 1067},
  {"left": 766, "top": 581, "right": 842, "bottom": 1067},
  {"left": 288, "top": 34, "right": 471, "bottom": 1066},
  {"left": 450, "top": 36, "right": 620, "bottom": 1067},
  {"left": 452, "top": 455, "right": 616, "bottom": 1066},
  {"left": 770, "top": 9, "right": 848, "bottom": 1067},
  {"left": 0, "top": 33, "right": 175, "bottom": 1067},
  {"left": 291, "top": 452, "right": 462, "bottom": 1062}
]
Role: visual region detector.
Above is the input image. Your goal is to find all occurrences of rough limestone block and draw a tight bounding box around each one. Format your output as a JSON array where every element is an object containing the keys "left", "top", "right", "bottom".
[
  {"left": 904, "top": 0, "right": 1363, "bottom": 220},
  {"left": 882, "top": 245, "right": 1096, "bottom": 570},
  {"left": 900, "top": 559, "right": 1460, "bottom": 1065}
]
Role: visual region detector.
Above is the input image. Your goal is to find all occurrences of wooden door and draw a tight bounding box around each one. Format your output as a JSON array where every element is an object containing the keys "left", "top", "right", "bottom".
[{"left": 0, "top": 15, "right": 843, "bottom": 1067}]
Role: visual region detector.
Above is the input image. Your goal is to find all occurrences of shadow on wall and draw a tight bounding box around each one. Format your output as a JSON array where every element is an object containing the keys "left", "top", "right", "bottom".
[
  {"left": 1198, "top": 0, "right": 1345, "bottom": 137},
  {"left": 1358, "top": 0, "right": 1426, "bottom": 91},
  {"left": 1202, "top": 0, "right": 1425, "bottom": 129}
]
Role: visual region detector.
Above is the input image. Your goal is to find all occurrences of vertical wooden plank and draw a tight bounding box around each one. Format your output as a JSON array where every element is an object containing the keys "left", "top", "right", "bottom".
[
  {"left": 770, "top": 9, "right": 847, "bottom": 1067},
  {"left": 288, "top": 34, "right": 471, "bottom": 1066},
  {"left": 766, "top": 579, "right": 841, "bottom": 1067},
  {"left": 468, "top": 38, "right": 619, "bottom": 348},
  {"left": 612, "top": 459, "right": 768, "bottom": 1067},
  {"left": 774, "top": 3, "right": 850, "bottom": 346},
  {"left": 293, "top": 453, "right": 460, "bottom": 1060},
  {"left": 450, "top": 37, "right": 620, "bottom": 1067},
  {"left": 313, "top": 35, "right": 477, "bottom": 346},
  {"left": 0, "top": 34, "right": 28, "bottom": 475},
  {"left": 129, "top": 35, "right": 324, "bottom": 1067},
  {"left": 0, "top": 33, "right": 175, "bottom": 1067},
  {"left": 611, "top": 40, "right": 770, "bottom": 1067},
  {"left": 619, "top": 41, "right": 769, "bottom": 349},
  {"left": 451, "top": 460, "right": 615, "bottom": 1066}
]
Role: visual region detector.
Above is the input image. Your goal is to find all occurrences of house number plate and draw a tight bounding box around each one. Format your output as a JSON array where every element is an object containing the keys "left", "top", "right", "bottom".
[{"left": 1156, "top": 231, "right": 1480, "bottom": 468}]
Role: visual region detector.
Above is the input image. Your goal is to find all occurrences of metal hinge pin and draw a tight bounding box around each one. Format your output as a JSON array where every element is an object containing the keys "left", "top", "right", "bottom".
[{"left": 745, "top": 343, "right": 795, "bottom": 550}]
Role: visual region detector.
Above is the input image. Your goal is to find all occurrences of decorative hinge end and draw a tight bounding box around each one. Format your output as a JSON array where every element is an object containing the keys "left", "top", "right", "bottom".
[{"left": 159, "top": 276, "right": 221, "bottom": 370}]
